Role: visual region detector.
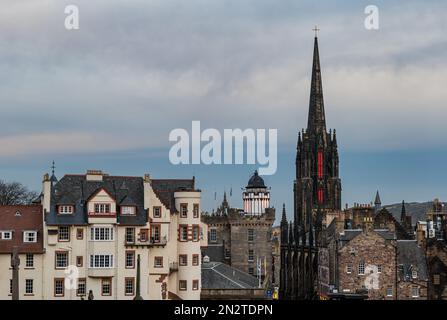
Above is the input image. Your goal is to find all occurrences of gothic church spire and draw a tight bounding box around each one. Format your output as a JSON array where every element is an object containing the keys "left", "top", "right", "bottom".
[{"left": 307, "top": 36, "right": 326, "bottom": 133}]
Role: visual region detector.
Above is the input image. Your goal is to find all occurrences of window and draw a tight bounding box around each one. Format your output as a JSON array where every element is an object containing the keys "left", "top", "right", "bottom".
[
  {"left": 140, "top": 229, "right": 149, "bottom": 242},
  {"left": 58, "top": 205, "right": 74, "bottom": 214},
  {"left": 0, "top": 231, "right": 12, "bottom": 240},
  {"left": 55, "top": 252, "right": 68, "bottom": 269},
  {"left": 386, "top": 286, "right": 393, "bottom": 297},
  {"left": 125, "top": 278, "right": 135, "bottom": 296},
  {"left": 192, "top": 280, "right": 199, "bottom": 291},
  {"left": 346, "top": 264, "right": 352, "bottom": 274},
  {"left": 9, "top": 279, "right": 12, "bottom": 295},
  {"left": 26, "top": 254, "right": 34, "bottom": 268},
  {"left": 180, "top": 204, "right": 188, "bottom": 218},
  {"left": 377, "top": 265, "right": 383, "bottom": 273},
  {"left": 248, "top": 249, "right": 254, "bottom": 262},
  {"left": 23, "top": 231, "right": 37, "bottom": 243},
  {"left": 90, "top": 227, "right": 114, "bottom": 241},
  {"left": 412, "top": 270, "right": 418, "bottom": 279},
  {"left": 192, "top": 254, "right": 199, "bottom": 266},
  {"left": 25, "top": 279, "right": 33, "bottom": 295},
  {"left": 154, "top": 256, "right": 163, "bottom": 268},
  {"left": 125, "top": 251, "right": 135, "bottom": 268},
  {"left": 77, "top": 279, "right": 86, "bottom": 296},
  {"left": 225, "top": 249, "right": 231, "bottom": 259},
  {"left": 94, "top": 203, "right": 111, "bottom": 214},
  {"left": 76, "top": 228, "right": 84, "bottom": 240},
  {"left": 101, "top": 278, "right": 112, "bottom": 296},
  {"left": 210, "top": 229, "right": 217, "bottom": 242},
  {"left": 58, "top": 226, "right": 70, "bottom": 242},
  {"left": 358, "top": 261, "right": 365, "bottom": 275},
  {"left": 248, "top": 267, "right": 254, "bottom": 275},
  {"left": 76, "top": 256, "right": 83, "bottom": 267},
  {"left": 434, "top": 274, "right": 441, "bottom": 285},
  {"left": 192, "top": 225, "right": 199, "bottom": 241},
  {"left": 54, "top": 279, "right": 64, "bottom": 297},
  {"left": 153, "top": 207, "right": 161, "bottom": 218},
  {"left": 411, "top": 286, "right": 420, "bottom": 298},
  {"left": 151, "top": 225, "right": 160, "bottom": 243},
  {"left": 193, "top": 204, "right": 199, "bottom": 218},
  {"left": 121, "top": 206, "right": 136, "bottom": 215},
  {"left": 125, "top": 228, "right": 135, "bottom": 243},
  {"left": 248, "top": 229, "right": 255, "bottom": 242},
  {"left": 179, "top": 280, "right": 187, "bottom": 291},
  {"left": 180, "top": 225, "right": 188, "bottom": 242},
  {"left": 90, "top": 255, "right": 114, "bottom": 268},
  {"left": 317, "top": 150, "right": 324, "bottom": 179},
  {"left": 179, "top": 254, "right": 188, "bottom": 266}
]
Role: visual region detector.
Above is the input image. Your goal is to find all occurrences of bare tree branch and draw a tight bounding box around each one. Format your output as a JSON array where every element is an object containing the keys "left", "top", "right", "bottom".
[{"left": 0, "top": 180, "right": 39, "bottom": 205}]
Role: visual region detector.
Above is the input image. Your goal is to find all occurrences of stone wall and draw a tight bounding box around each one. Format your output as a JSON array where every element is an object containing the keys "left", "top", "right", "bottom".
[{"left": 338, "top": 230, "right": 396, "bottom": 300}]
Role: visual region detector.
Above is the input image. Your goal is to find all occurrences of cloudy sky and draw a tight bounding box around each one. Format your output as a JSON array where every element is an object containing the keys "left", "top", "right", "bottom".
[{"left": 1, "top": 0, "right": 446, "bottom": 222}]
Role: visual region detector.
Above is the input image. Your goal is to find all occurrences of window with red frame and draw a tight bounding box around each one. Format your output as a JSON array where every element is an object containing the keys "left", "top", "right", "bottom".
[
  {"left": 151, "top": 225, "right": 160, "bottom": 243},
  {"left": 139, "top": 228, "right": 149, "bottom": 242},
  {"left": 317, "top": 150, "right": 323, "bottom": 179},
  {"left": 318, "top": 188, "right": 324, "bottom": 203}
]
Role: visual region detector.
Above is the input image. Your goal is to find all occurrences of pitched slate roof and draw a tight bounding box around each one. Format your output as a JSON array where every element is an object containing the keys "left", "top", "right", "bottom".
[
  {"left": 339, "top": 229, "right": 396, "bottom": 244},
  {"left": 201, "top": 262, "right": 259, "bottom": 289},
  {"left": 397, "top": 240, "right": 429, "bottom": 281},
  {"left": 46, "top": 174, "right": 146, "bottom": 226},
  {"left": 0, "top": 205, "right": 44, "bottom": 254},
  {"left": 151, "top": 179, "right": 195, "bottom": 211}
]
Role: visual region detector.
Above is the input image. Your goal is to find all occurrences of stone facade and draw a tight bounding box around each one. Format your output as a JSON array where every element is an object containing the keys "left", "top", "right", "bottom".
[
  {"left": 280, "top": 35, "right": 341, "bottom": 300},
  {"left": 337, "top": 225, "right": 396, "bottom": 300},
  {"left": 202, "top": 206, "right": 275, "bottom": 283},
  {"left": 201, "top": 172, "right": 275, "bottom": 285}
]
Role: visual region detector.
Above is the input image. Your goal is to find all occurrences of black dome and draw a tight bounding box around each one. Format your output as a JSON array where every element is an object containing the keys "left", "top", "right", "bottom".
[{"left": 246, "top": 171, "right": 266, "bottom": 188}]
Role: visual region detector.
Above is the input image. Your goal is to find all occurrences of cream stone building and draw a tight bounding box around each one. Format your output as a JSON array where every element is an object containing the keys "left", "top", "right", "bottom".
[{"left": 0, "top": 169, "right": 202, "bottom": 300}]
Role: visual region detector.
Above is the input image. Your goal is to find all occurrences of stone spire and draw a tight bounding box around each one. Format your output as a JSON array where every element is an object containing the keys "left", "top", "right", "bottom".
[
  {"left": 280, "top": 204, "right": 288, "bottom": 244},
  {"left": 374, "top": 190, "right": 381, "bottom": 212},
  {"left": 307, "top": 35, "right": 326, "bottom": 134},
  {"left": 401, "top": 200, "right": 406, "bottom": 222}
]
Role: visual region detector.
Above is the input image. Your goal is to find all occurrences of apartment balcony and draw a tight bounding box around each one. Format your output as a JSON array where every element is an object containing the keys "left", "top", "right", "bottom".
[
  {"left": 88, "top": 268, "right": 115, "bottom": 278},
  {"left": 124, "top": 236, "right": 167, "bottom": 248},
  {"left": 169, "top": 262, "right": 178, "bottom": 273}
]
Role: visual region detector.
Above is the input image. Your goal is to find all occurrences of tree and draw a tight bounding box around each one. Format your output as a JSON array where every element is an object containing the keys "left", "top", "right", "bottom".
[{"left": 0, "top": 180, "right": 39, "bottom": 205}]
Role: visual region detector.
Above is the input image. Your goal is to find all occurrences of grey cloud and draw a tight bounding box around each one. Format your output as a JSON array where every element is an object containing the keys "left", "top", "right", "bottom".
[{"left": 0, "top": 0, "right": 446, "bottom": 158}]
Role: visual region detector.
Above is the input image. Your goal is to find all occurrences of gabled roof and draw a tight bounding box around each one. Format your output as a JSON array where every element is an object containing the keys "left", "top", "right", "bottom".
[
  {"left": 339, "top": 228, "right": 396, "bottom": 244},
  {"left": 0, "top": 205, "right": 44, "bottom": 254},
  {"left": 47, "top": 174, "right": 145, "bottom": 226},
  {"left": 397, "top": 240, "right": 429, "bottom": 281}
]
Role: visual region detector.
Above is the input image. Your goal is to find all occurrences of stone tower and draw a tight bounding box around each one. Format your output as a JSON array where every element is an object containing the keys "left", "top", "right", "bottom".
[{"left": 294, "top": 35, "right": 341, "bottom": 235}]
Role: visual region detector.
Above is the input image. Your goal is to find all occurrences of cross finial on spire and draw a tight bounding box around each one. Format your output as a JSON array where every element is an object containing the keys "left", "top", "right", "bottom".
[
  {"left": 313, "top": 25, "right": 320, "bottom": 37},
  {"left": 51, "top": 161, "right": 56, "bottom": 175}
]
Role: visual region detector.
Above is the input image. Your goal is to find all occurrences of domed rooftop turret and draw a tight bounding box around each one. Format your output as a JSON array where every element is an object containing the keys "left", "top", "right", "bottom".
[{"left": 246, "top": 170, "right": 266, "bottom": 188}]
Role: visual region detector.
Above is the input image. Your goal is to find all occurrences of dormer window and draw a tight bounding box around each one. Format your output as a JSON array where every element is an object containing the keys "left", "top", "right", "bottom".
[
  {"left": 121, "top": 206, "right": 136, "bottom": 215},
  {"left": 58, "top": 205, "right": 74, "bottom": 214},
  {"left": 23, "top": 231, "right": 37, "bottom": 243},
  {"left": 94, "top": 203, "right": 111, "bottom": 214},
  {"left": 412, "top": 270, "right": 418, "bottom": 279}
]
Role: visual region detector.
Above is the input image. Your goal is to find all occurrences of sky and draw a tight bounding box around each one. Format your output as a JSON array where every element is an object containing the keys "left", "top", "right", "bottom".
[{"left": 0, "top": 0, "right": 447, "bottom": 224}]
